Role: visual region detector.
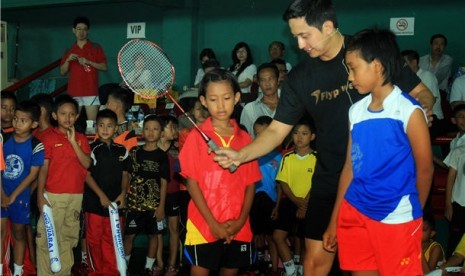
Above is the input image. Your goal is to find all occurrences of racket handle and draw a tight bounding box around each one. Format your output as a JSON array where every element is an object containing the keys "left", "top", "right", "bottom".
[{"left": 207, "top": 139, "right": 237, "bottom": 173}]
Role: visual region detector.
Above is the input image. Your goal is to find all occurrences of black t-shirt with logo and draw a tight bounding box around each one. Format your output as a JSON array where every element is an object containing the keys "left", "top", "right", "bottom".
[
  {"left": 83, "top": 140, "right": 130, "bottom": 216},
  {"left": 127, "top": 146, "right": 170, "bottom": 212},
  {"left": 274, "top": 35, "right": 421, "bottom": 201}
]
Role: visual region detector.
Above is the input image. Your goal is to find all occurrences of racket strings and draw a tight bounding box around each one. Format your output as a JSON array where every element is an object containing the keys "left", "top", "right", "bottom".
[{"left": 119, "top": 40, "right": 174, "bottom": 99}]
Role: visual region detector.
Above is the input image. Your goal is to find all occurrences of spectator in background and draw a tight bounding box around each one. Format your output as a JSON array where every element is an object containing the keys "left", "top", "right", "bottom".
[
  {"left": 443, "top": 104, "right": 465, "bottom": 257},
  {"left": 403, "top": 49, "right": 445, "bottom": 138},
  {"left": 194, "top": 48, "right": 217, "bottom": 87},
  {"left": 268, "top": 41, "right": 292, "bottom": 72},
  {"left": 229, "top": 42, "right": 257, "bottom": 95},
  {"left": 1, "top": 91, "right": 17, "bottom": 134},
  {"left": 450, "top": 75, "right": 465, "bottom": 109},
  {"left": 241, "top": 63, "right": 280, "bottom": 137},
  {"left": 60, "top": 16, "right": 107, "bottom": 125},
  {"left": 419, "top": 34, "right": 453, "bottom": 95},
  {"left": 271, "top": 58, "right": 289, "bottom": 89}
]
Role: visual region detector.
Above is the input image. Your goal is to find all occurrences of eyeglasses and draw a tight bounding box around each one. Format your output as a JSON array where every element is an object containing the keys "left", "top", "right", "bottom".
[{"left": 75, "top": 28, "right": 88, "bottom": 32}]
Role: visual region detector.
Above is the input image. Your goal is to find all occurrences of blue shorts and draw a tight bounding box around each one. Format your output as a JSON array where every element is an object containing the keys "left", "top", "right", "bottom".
[{"left": 1, "top": 200, "right": 31, "bottom": 224}]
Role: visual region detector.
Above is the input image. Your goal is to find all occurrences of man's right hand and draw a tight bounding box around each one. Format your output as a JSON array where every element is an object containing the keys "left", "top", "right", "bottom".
[
  {"left": 67, "top": 53, "right": 79, "bottom": 62},
  {"left": 213, "top": 148, "right": 242, "bottom": 169}
]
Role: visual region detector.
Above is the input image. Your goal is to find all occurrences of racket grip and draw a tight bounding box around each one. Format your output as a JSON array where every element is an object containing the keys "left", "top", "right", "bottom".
[{"left": 207, "top": 140, "right": 237, "bottom": 173}]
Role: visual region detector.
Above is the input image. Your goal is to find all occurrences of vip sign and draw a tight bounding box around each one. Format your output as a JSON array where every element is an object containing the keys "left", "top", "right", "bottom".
[
  {"left": 127, "top": 22, "right": 146, "bottom": 39},
  {"left": 390, "top": 17, "right": 414, "bottom": 36}
]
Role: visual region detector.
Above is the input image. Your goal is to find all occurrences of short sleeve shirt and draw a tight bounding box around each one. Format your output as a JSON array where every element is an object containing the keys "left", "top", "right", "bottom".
[
  {"left": 2, "top": 134, "right": 44, "bottom": 202},
  {"left": 127, "top": 146, "right": 170, "bottom": 211},
  {"left": 179, "top": 117, "right": 261, "bottom": 245},
  {"left": 443, "top": 146, "right": 465, "bottom": 206},
  {"left": 83, "top": 140, "right": 130, "bottom": 216},
  {"left": 61, "top": 40, "right": 107, "bottom": 97},
  {"left": 276, "top": 151, "right": 316, "bottom": 198},
  {"left": 42, "top": 127, "right": 91, "bottom": 193}
]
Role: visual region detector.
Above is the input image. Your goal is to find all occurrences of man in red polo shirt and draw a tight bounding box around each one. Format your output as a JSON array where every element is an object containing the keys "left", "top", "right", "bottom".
[{"left": 60, "top": 16, "right": 107, "bottom": 125}]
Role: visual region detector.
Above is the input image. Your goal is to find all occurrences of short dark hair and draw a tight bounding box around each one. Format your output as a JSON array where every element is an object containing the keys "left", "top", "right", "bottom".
[
  {"left": 452, "top": 104, "right": 465, "bottom": 117},
  {"left": 199, "top": 48, "right": 216, "bottom": 61},
  {"left": 73, "top": 16, "right": 90, "bottom": 29},
  {"left": 202, "top": 59, "right": 220, "bottom": 71},
  {"left": 1, "top": 91, "right": 17, "bottom": 105},
  {"left": 198, "top": 68, "right": 241, "bottom": 99},
  {"left": 257, "top": 62, "right": 279, "bottom": 79},
  {"left": 54, "top": 94, "right": 79, "bottom": 113},
  {"left": 108, "top": 87, "right": 132, "bottom": 112},
  {"left": 30, "top": 93, "right": 54, "bottom": 116},
  {"left": 15, "top": 100, "right": 41, "bottom": 122},
  {"left": 430, "top": 33, "right": 447, "bottom": 46},
  {"left": 347, "top": 28, "right": 402, "bottom": 86},
  {"left": 283, "top": 0, "right": 338, "bottom": 30},
  {"left": 143, "top": 114, "right": 162, "bottom": 127},
  {"left": 158, "top": 115, "right": 178, "bottom": 130},
  {"left": 269, "top": 41, "right": 285, "bottom": 51},
  {"left": 401, "top": 49, "right": 420, "bottom": 63},
  {"left": 295, "top": 117, "right": 316, "bottom": 133},
  {"left": 96, "top": 109, "right": 117, "bottom": 125},
  {"left": 253, "top": 116, "right": 273, "bottom": 127}
]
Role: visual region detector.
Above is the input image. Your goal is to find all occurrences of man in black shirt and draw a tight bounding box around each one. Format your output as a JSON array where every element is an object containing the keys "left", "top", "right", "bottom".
[{"left": 215, "top": 0, "right": 434, "bottom": 275}]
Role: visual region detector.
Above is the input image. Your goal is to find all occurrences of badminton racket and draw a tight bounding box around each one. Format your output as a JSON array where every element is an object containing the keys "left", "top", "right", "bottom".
[{"left": 118, "top": 39, "right": 237, "bottom": 172}]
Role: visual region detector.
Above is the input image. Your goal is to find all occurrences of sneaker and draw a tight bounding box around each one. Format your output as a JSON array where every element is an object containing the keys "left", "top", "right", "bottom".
[{"left": 164, "top": 265, "right": 178, "bottom": 276}]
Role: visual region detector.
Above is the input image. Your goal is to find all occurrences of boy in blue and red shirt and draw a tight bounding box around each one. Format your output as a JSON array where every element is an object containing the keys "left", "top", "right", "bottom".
[{"left": 1, "top": 101, "right": 44, "bottom": 276}]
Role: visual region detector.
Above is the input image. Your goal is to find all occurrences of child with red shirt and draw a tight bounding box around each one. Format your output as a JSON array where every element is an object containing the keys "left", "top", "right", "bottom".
[
  {"left": 35, "top": 95, "right": 92, "bottom": 275},
  {"left": 179, "top": 69, "right": 261, "bottom": 275}
]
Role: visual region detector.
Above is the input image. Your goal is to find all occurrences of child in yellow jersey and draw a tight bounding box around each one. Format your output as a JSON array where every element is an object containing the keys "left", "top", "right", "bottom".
[{"left": 273, "top": 118, "right": 316, "bottom": 276}]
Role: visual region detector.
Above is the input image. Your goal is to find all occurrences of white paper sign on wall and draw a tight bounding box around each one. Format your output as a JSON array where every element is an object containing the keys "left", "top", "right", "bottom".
[
  {"left": 390, "top": 17, "right": 414, "bottom": 36},
  {"left": 127, "top": 22, "right": 146, "bottom": 39}
]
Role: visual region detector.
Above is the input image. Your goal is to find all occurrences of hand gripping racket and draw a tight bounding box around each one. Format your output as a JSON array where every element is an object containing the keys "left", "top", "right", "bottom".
[{"left": 118, "top": 39, "right": 237, "bottom": 172}]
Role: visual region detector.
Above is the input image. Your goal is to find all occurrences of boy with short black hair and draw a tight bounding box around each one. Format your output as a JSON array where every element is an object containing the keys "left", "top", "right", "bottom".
[
  {"left": 1, "top": 101, "right": 44, "bottom": 276},
  {"left": 274, "top": 118, "right": 316, "bottom": 276},
  {"left": 323, "top": 28, "right": 433, "bottom": 275},
  {"left": 1, "top": 92, "right": 17, "bottom": 134},
  {"left": 83, "top": 109, "right": 130, "bottom": 275},
  {"left": 105, "top": 87, "right": 138, "bottom": 151},
  {"left": 35, "top": 94, "right": 92, "bottom": 275},
  {"left": 123, "top": 115, "right": 170, "bottom": 275}
]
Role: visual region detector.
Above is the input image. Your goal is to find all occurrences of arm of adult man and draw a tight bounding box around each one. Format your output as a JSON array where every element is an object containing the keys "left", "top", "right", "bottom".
[
  {"left": 214, "top": 119, "right": 293, "bottom": 168},
  {"left": 409, "top": 82, "right": 435, "bottom": 112}
]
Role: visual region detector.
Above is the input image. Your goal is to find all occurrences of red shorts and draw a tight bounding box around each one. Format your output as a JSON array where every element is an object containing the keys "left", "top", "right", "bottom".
[{"left": 337, "top": 200, "right": 423, "bottom": 275}]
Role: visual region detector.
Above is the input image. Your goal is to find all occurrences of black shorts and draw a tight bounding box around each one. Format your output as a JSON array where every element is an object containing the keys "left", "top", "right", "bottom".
[
  {"left": 249, "top": 192, "right": 276, "bottom": 235},
  {"left": 305, "top": 197, "right": 335, "bottom": 240},
  {"left": 125, "top": 210, "right": 160, "bottom": 235},
  {"left": 183, "top": 240, "right": 253, "bottom": 270},
  {"left": 274, "top": 198, "right": 305, "bottom": 238},
  {"left": 165, "top": 192, "right": 180, "bottom": 217}
]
